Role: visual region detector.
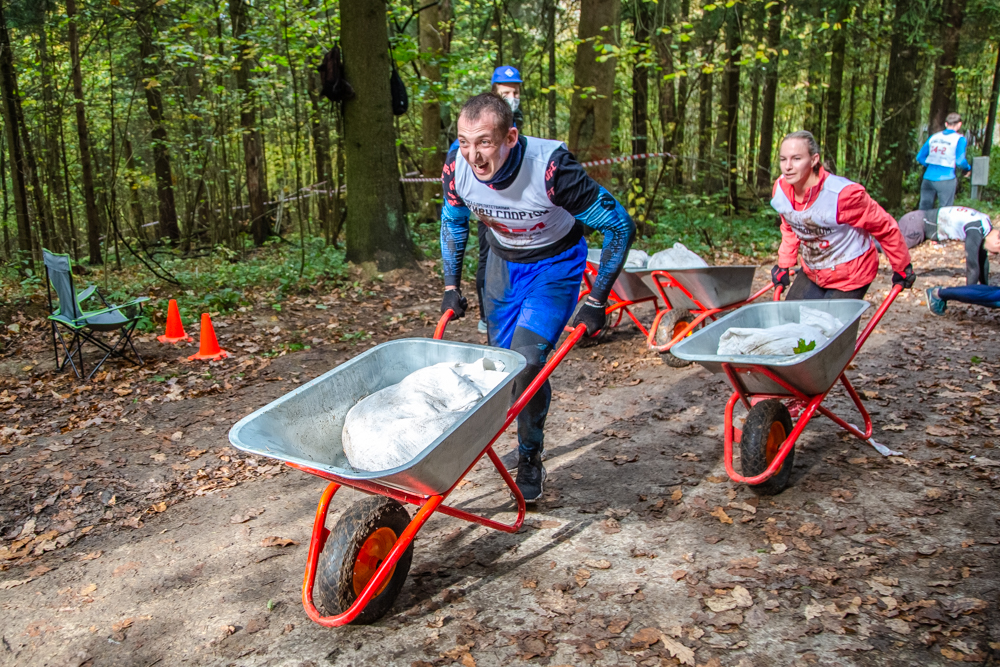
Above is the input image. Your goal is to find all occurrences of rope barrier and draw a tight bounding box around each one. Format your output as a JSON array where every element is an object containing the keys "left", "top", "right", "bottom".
[{"left": 397, "top": 150, "right": 678, "bottom": 184}]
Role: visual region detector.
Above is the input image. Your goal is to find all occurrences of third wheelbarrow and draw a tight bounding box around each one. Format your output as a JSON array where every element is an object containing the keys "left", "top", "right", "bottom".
[{"left": 670, "top": 286, "right": 902, "bottom": 494}]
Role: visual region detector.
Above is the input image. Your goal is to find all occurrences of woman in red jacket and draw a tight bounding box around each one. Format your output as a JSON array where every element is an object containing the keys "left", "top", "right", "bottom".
[{"left": 769, "top": 131, "right": 916, "bottom": 299}]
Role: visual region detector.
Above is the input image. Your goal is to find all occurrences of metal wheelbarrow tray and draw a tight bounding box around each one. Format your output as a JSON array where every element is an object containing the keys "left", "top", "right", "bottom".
[
  {"left": 666, "top": 287, "right": 903, "bottom": 496},
  {"left": 229, "top": 338, "right": 526, "bottom": 496},
  {"left": 639, "top": 265, "right": 778, "bottom": 366},
  {"left": 229, "top": 313, "right": 587, "bottom": 628}
]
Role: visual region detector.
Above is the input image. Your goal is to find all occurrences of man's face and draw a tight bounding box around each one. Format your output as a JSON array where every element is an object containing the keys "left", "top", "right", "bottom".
[
  {"left": 495, "top": 82, "right": 521, "bottom": 100},
  {"left": 457, "top": 113, "right": 518, "bottom": 181}
]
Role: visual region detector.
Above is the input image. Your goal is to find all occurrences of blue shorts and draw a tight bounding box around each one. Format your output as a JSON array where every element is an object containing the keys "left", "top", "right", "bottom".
[{"left": 484, "top": 238, "right": 587, "bottom": 349}]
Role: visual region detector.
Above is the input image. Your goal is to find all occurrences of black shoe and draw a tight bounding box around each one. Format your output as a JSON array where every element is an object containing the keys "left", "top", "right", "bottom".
[
  {"left": 515, "top": 453, "right": 546, "bottom": 503},
  {"left": 500, "top": 446, "right": 546, "bottom": 472}
]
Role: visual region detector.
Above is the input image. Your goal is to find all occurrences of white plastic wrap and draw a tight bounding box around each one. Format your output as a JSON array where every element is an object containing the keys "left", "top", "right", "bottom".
[
  {"left": 647, "top": 243, "right": 710, "bottom": 270},
  {"left": 716, "top": 306, "right": 844, "bottom": 356},
  {"left": 343, "top": 359, "right": 509, "bottom": 472},
  {"left": 625, "top": 249, "right": 650, "bottom": 269}
]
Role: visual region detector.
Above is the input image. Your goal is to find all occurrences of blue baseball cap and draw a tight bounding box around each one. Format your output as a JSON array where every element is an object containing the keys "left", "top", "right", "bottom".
[{"left": 491, "top": 66, "right": 522, "bottom": 85}]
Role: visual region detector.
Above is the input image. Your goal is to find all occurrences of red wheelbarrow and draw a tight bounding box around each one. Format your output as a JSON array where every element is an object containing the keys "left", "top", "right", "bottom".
[
  {"left": 669, "top": 286, "right": 902, "bottom": 494},
  {"left": 642, "top": 266, "right": 779, "bottom": 367},
  {"left": 229, "top": 312, "right": 587, "bottom": 625},
  {"left": 578, "top": 249, "right": 663, "bottom": 339}
]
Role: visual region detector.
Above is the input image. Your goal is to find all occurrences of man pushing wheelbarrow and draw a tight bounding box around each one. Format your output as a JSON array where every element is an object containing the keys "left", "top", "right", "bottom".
[{"left": 440, "top": 92, "right": 635, "bottom": 503}]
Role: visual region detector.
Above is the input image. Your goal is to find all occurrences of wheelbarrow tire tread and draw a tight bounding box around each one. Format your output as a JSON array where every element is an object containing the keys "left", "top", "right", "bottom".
[
  {"left": 656, "top": 308, "right": 695, "bottom": 367},
  {"left": 741, "top": 399, "right": 794, "bottom": 496},
  {"left": 316, "top": 496, "right": 413, "bottom": 625}
]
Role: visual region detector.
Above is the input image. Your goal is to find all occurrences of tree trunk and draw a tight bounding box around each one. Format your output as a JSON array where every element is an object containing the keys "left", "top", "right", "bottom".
[
  {"left": 632, "top": 0, "right": 651, "bottom": 194},
  {"left": 545, "top": 0, "right": 557, "bottom": 139},
  {"left": 697, "top": 40, "right": 714, "bottom": 191},
  {"left": 746, "top": 68, "right": 759, "bottom": 189},
  {"left": 124, "top": 139, "right": 146, "bottom": 240},
  {"left": 755, "top": 0, "right": 782, "bottom": 194},
  {"left": 720, "top": 5, "right": 740, "bottom": 211},
  {"left": 306, "top": 70, "right": 331, "bottom": 242},
  {"left": 340, "top": 0, "right": 415, "bottom": 269},
  {"left": 674, "top": 0, "right": 690, "bottom": 185},
  {"left": 653, "top": 0, "right": 677, "bottom": 158},
  {"left": 983, "top": 46, "right": 1000, "bottom": 157},
  {"left": 419, "top": 0, "right": 444, "bottom": 224},
  {"left": 803, "top": 3, "right": 826, "bottom": 139},
  {"left": 230, "top": 0, "right": 271, "bottom": 246},
  {"left": 823, "top": 5, "right": 849, "bottom": 172},
  {"left": 864, "top": 48, "right": 881, "bottom": 180},
  {"left": 0, "top": 3, "right": 32, "bottom": 272},
  {"left": 877, "top": 0, "right": 921, "bottom": 208},
  {"left": 568, "top": 0, "right": 620, "bottom": 186},
  {"left": 138, "top": 8, "right": 181, "bottom": 242},
  {"left": 927, "top": 0, "right": 966, "bottom": 133},
  {"left": 39, "top": 10, "right": 68, "bottom": 253},
  {"left": 66, "top": 0, "right": 101, "bottom": 265},
  {"left": 846, "top": 69, "right": 858, "bottom": 173}
]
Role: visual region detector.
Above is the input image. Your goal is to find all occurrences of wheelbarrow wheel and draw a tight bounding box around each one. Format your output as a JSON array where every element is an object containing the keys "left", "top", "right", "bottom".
[
  {"left": 740, "top": 399, "right": 794, "bottom": 495},
  {"left": 655, "top": 308, "right": 695, "bottom": 367},
  {"left": 315, "top": 496, "right": 413, "bottom": 624}
]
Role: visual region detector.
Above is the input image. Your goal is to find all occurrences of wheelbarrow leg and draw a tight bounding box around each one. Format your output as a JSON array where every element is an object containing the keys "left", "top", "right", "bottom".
[{"left": 301, "top": 482, "right": 443, "bottom": 627}]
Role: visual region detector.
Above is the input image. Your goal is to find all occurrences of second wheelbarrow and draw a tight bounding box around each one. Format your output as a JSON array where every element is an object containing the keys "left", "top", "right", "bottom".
[
  {"left": 641, "top": 266, "right": 779, "bottom": 367},
  {"left": 229, "top": 312, "right": 587, "bottom": 626},
  {"left": 670, "top": 286, "right": 902, "bottom": 495}
]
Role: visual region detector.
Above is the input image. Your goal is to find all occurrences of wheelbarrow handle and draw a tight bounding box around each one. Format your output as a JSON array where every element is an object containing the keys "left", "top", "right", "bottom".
[
  {"left": 852, "top": 283, "right": 903, "bottom": 356},
  {"left": 504, "top": 323, "right": 587, "bottom": 428},
  {"left": 434, "top": 309, "right": 454, "bottom": 340}
]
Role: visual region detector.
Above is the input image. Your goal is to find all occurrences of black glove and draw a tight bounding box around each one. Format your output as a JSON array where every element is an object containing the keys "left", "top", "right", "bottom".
[
  {"left": 441, "top": 288, "right": 468, "bottom": 319},
  {"left": 572, "top": 300, "right": 607, "bottom": 337},
  {"left": 771, "top": 265, "right": 791, "bottom": 288},
  {"left": 892, "top": 263, "right": 916, "bottom": 289}
]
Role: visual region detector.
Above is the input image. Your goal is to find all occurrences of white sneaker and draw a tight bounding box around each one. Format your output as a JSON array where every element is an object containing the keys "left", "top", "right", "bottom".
[{"left": 478, "top": 320, "right": 488, "bottom": 334}]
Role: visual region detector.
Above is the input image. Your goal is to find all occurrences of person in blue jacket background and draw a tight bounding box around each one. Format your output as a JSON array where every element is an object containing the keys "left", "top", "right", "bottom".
[{"left": 917, "top": 112, "right": 971, "bottom": 210}]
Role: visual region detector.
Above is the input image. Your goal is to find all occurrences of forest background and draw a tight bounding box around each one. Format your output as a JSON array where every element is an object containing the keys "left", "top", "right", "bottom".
[{"left": 0, "top": 0, "right": 998, "bottom": 332}]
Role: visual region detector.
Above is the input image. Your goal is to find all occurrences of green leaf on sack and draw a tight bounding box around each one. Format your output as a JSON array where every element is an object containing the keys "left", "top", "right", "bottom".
[{"left": 793, "top": 339, "right": 816, "bottom": 354}]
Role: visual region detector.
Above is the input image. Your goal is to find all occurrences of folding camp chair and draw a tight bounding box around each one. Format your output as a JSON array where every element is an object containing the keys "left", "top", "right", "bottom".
[{"left": 43, "top": 249, "right": 149, "bottom": 380}]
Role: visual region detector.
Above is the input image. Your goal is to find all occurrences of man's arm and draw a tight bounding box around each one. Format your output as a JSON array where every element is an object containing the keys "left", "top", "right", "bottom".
[
  {"left": 956, "top": 136, "right": 971, "bottom": 172},
  {"left": 545, "top": 148, "right": 635, "bottom": 304},
  {"left": 441, "top": 148, "right": 471, "bottom": 289},
  {"left": 916, "top": 139, "right": 930, "bottom": 167}
]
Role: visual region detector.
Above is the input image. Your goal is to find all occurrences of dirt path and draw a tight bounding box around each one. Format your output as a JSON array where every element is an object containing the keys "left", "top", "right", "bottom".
[{"left": 1, "top": 244, "right": 998, "bottom": 667}]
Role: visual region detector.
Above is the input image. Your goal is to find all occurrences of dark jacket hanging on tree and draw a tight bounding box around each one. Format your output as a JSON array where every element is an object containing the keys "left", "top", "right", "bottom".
[{"left": 318, "top": 44, "right": 354, "bottom": 103}]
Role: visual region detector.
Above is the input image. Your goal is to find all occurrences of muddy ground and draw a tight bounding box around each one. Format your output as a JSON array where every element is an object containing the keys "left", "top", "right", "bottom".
[{"left": 1, "top": 243, "right": 998, "bottom": 667}]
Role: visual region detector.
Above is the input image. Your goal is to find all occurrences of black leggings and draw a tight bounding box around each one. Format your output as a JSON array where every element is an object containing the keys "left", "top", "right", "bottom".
[
  {"left": 785, "top": 271, "right": 871, "bottom": 300},
  {"left": 509, "top": 327, "right": 552, "bottom": 459},
  {"left": 475, "top": 220, "right": 490, "bottom": 320}
]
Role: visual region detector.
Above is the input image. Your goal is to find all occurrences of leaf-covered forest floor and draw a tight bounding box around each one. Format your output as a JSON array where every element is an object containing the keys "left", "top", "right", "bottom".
[{"left": 0, "top": 242, "right": 998, "bottom": 667}]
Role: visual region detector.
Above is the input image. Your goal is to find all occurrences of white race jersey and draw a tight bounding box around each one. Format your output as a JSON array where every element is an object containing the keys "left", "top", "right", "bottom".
[
  {"left": 454, "top": 137, "right": 577, "bottom": 250},
  {"left": 935, "top": 207, "right": 993, "bottom": 241},
  {"left": 771, "top": 175, "right": 872, "bottom": 271},
  {"left": 926, "top": 131, "right": 962, "bottom": 168}
]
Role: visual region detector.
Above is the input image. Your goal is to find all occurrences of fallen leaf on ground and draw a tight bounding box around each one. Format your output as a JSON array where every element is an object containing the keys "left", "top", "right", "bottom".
[
  {"left": 261, "top": 536, "right": 299, "bottom": 548},
  {"left": 659, "top": 633, "right": 696, "bottom": 666},
  {"left": 79, "top": 583, "right": 97, "bottom": 596},
  {"left": 0, "top": 578, "right": 32, "bottom": 590},
  {"left": 607, "top": 616, "right": 631, "bottom": 634},
  {"left": 583, "top": 559, "right": 611, "bottom": 569},
  {"left": 626, "top": 627, "right": 661, "bottom": 651},
  {"left": 710, "top": 507, "right": 733, "bottom": 524},
  {"left": 231, "top": 508, "right": 264, "bottom": 524}
]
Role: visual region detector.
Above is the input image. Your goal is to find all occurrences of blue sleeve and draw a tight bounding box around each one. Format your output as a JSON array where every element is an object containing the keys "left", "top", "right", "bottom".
[
  {"left": 956, "top": 136, "right": 971, "bottom": 171},
  {"left": 440, "top": 148, "right": 470, "bottom": 287},
  {"left": 916, "top": 139, "right": 930, "bottom": 167},
  {"left": 574, "top": 187, "right": 636, "bottom": 304},
  {"left": 441, "top": 202, "right": 470, "bottom": 287}
]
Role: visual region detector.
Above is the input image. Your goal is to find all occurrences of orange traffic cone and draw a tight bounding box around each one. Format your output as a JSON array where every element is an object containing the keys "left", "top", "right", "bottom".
[
  {"left": 188, "top": 314, "right": 229, "bottom": 361},
  {"left": 157, "top": 299, "right": 193, "bottom": 344}
]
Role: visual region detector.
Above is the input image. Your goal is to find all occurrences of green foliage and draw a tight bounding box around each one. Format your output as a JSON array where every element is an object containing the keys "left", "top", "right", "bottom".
[{"left": 793, "top": 339, "right": 817, "bottom": 354}]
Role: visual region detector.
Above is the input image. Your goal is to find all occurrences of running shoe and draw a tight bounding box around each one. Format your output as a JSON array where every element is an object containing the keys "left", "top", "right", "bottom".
[
  {"left": 925, "top": 286, "right": 946, "bottom": 316},
  {"left": 500, "top": 446, "right": 546, "bottom": 471},
  {"left": 478, "top": 320, "right": 488, "bottom": 334},
  {"left": 515, "top": 453, "right": 546, "bottom": 503}
]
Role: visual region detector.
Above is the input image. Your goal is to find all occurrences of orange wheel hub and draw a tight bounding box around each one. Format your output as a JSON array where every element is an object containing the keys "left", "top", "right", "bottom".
[
  {"left": 764, "top": 420, "right": 786, "bottom": 464},
  {"left": 673, "top": 321, "right": 689, "bottom": 338},
  {"left": 353, "top": 527, "right": 398, "bottom": 597}
]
